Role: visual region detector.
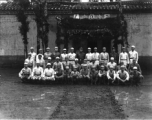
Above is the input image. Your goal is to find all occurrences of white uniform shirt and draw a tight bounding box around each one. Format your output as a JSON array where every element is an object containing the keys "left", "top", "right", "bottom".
[
  {"left": 32, "top": 67, "right": 43, "bottom": 76},
  {"left": 107, "top": 70, "right": 116, "bottom": 79},
  {"left": 107, "top": 62, "right": 117, "bottom": 69},
  {"left": 68, "top": 53, "right": 76, "bottom": 61},
  {"left": 29, "top": 52, "right": 37, "bottom": 61},
  {"left": 119, "top": 52, "right": 129, "bottom": 64},
  {"left": 129, "top": 50, "right": 138, "bottom": 62},
  {"left": 100, "top": 52, "right": 109, "bottom": 61},
  {"left": 92, "top": 52, "right": 99, "bottom": 60},
  {"left": 43, "top": 68, "right": 55, "bottom": 77},
  {"left": 86, "top": 53, "right": 93, "bottom": 61},
  {"left": 36, "top": 54, "right": 44, "bottom": 62},
  {"left": 117, "top": 70, "right": 129, "bottom": 81},
  {"left": 61, "top": 53, "right": 68, "bottom": 61}
]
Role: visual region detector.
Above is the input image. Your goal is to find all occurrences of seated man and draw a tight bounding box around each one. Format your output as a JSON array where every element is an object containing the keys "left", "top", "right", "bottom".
[
  {"left": 128, "top": 58, "right": 142, "bottom": 73},
  {"left": 98, "top": 65, "right": 107, "bottom": 85},
  {"left": 130, "top": 66, "right": 144, "bottom": 86},
  {"left": 63, "top": 66, "right": 72, "bottom": 84},
  {"left": 80, "top": 64, "right": 90, "bottom": 84},
  {"left": 31, "top": 62, "right": 43, "bottom": 81},
  {"left": 107, "top": 57, "right": 117, "bottom": 70},
  {"left": 107, "top": 66, "right": 117, "bottom": 85},
  {"left": 89, "top": 59, "right": 98, "bottom": 71},
  {"left": 98, "top": 60, "right": 108, "bottom": 71},
  {"left": 55, "top": 67, "right": 64, "bottom": 84},
  {"left": 117, "top": 65, "right": 129, "bottom": 85},
  {"left": 90, "top": 66, "right": 98, "bottom": 85},
  {"left": 72, "top": 58, "right": 81, "bottom": 72},
  {"left": 43, "top": 63, "right": 55, "bottom": 81},
  {"left": 62, "top": 57, "right": 71, "bottom": 70},
  {"left": 19, "top": 62, "right": 32, "bottom": 82},
  {"left": 53, "top": 57, "right": 64, "bottom": 72},
  {"left": 71, "top": 66, "right": 80, "bottom": 84}
]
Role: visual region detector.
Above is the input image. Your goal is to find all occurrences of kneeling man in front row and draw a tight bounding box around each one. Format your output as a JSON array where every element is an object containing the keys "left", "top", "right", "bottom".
[
  {"left": 31, "top": 62, "right": 43, "bottom": 80},
  {"left": 117, "top": 65, "right": 129, "bottom": 85},
  {"left": 43, "top": 63, "right": 55, "bottom": 81},
  {"left": 19, "top": 62, "right": 32, "bottom": 82}
]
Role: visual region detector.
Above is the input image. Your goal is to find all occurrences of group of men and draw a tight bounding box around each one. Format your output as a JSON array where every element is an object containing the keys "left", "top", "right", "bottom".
[{"left": 19, "top": 45, "right": 143, "bottom": 86}]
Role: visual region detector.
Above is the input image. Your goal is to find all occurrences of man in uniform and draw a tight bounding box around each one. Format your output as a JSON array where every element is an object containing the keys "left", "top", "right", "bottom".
[
  {"left": 110, "top": 47, "right": 118, "bottom": 64},
  {"left": 107, "top": 66, "right": 117, "bottom": 85},
  {"left": 29, "top": 47, "right": 37, "bottom": 61},
  {"left": 36, "top": 49, "right": 44, "bottom": 62},
  {"left": 19, "top": 62, "right": 32, "bottom": 82},
  {"left": 68, "top": 47, "right": 76, "bottom": 65},
  {"left": 107, "top": 57, "right": 117, "bottom": 70},
  {"left": 119, "top": 47, "right": 129, "bottom": 67},
  {"left": 63, "top": 66, "right": 72, "bottom": 84},
  {"left": 130, "top": 66, "right": 143, "bottom": 86},
  {"left": 90, "top": 66, "right": 98, "bottom": 85},
  {"left": 128, "top": 58, "right": 142, "bottom": 73},
  {"left": 85, "top": 47, "right": 93, "bottom": 65},
  {"left": 129, "top": 45, "right": 138, "bottom": 64},
  {"left": 25, "top": 53, "right": 35, "bottom": 69},
  {"left": 53, "top": 57, "right": 63, "bottom": 72},
  {"left": 55, "top": 64, "right": 64, "bottom": 84},
  {"left": 100, "top": 47, "right": 109, "bottom": 65},
  {"left": 31, "top": 62, "right": 43, "bottom": 81},
  {"left": 117, "top": 65, "right": 129, "bottom": 85},
  {"left": 98, "top": 65, "right": 107, "bottom": 85},
  {"left": 36, "top": 54, "right": 45, "bottom": 68},
  {"left": 60, "top": 48, "right": 68, "bottom": 65},
  {"left": 51, "top": 47, "right": 60, "bottom": 62},
  {"left": 76, "top": 47, "right": 85, "bottom": 64},
  {"left": 44, "top": 47, "right": 52, "bottom": 65},
  {"left": 71, "top": 66, "right": 80, "bottom": 84},
  {"left": 43, "top": 63, "right": 55, "bottom": 81},
  {"left": 80, "top": 64, "right": 90, "bottom": 84},
  {"left": 92, "top": 47, "right": 100, "bottom": 66},
  {"left": 72, "top": 58, "right": 81, "bottom": 72}
]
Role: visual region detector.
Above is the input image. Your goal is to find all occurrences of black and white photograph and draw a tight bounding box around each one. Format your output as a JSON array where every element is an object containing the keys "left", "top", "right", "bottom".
[{"left": 0, "top": 0, "right": 151, "bottom": 119}]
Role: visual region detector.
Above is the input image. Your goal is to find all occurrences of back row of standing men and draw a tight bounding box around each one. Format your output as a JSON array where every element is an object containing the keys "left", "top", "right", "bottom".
[{"left": 25, "top": 45, "right": 138, "bottom": 68}]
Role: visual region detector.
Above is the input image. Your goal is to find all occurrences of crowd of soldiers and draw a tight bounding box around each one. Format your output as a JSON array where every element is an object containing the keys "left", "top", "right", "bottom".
[{"left": 19, "top": 45, "right": 144, "bottom": 86}]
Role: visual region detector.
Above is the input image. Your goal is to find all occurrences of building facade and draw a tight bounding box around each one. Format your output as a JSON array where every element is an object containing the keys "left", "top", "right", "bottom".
[{"left": 0, "top": 0, "right": 152, "bottom": 71}]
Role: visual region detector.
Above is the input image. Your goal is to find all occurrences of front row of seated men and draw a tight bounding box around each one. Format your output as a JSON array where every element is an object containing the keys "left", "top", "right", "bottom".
[{"left": 19, "top": 56, "right": 143, "bottom": 86}]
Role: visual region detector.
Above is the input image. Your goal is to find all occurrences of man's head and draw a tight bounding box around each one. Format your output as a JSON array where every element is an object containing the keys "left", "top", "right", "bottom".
[
  {"left": 36, "top": 62, "right": 40, "bottom": 67},
  {"left": 47, "top": 63, "right": 51, "bottom": 68},
  {"left": 73, "top": 66, "right": 77, "bottom": 72},
  {"left": 120, "top": 62, "right": 124, "bottom": 66},
  {"left": 30, "top": 47, "right": 34, "bottom": 52},
  {"left": 24, "top": 62, "right": 28, "bottom": 68},
  {"left": 94, "top": 47, "right": 97, "bottom": 52},
  {"left": 131, "top": 45, "right": 135, "bottom": 51},
  {"left": 56, "top": 57, "right": 60, "bottom": 62},
  {"left": 110, "top": 57, "right": 114, "bottom": 62},
  {"left": 48, "top": 57, "right": 51, "bottom": 62},
  {"left": 38, "top": 54, "right": 42, "bottom": 59},
  {"left": 103, "top": 47, "right": 106, "bottom": 52},
  {"left": 80, "top": 47, "right": 83, "bottom": 52},
  {"left": 121, "top": 65, "right": 125, "bottom": 71},
  {"left": 100, "top": 65, "right": 105, "bottom": 71},
  {"left": 133, "top": 66, "right": 137, "bottom": 72},
  {"left": 75, "top": 58, "right": 78, "bottom": 64},
  {"left": 46, "top": 47, "right": 50, "bottom": 52},
  {"left": 71, "top": 47, "right": 74, "bottom": 53},
  {"left": 122, "top": 47, "right": 125, "bottom": 52},
  {"left": 112, "top": 47, "right": 116, "bottom": 52},
  {"left": 28, "top": 53, "right": 31, "bottom": 58},
  {"left": 133, "top": 58, "right": 136, "bottom": 64},
  {"left": 88, "top": 47, "right": 91, "bottom": 53},
  {"left": 63, "top": 48, "right": 67, "bottom": 53},
  {"left": 55, "top": 47, "right": 58, "bottom": 52},
  {"left": 83, "top": 59, "right": 87, "bottom": 64},
  {"left": 99, "top": 60, "right": 104, "bottom": 65}
]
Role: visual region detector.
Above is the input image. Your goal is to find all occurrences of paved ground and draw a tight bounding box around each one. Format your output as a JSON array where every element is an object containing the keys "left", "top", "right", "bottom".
[{"left": 0, "top": 68, "right": 151, "bottom": 119}]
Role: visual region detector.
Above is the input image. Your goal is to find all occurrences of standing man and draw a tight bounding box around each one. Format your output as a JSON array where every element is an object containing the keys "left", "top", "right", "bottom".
[
  {"left": 25, "top": 53, "right": 35, "bottom": 69},
  {"left": 44, "top": 47, "right": 52, "bottom": 65},
  {"left": 129, "top": 45, "right": 138, "bottom": 64},
  {"left": 85, "top": 47, "right": 93, "bottom": 65},
  {"left": 68, "top": 47, "right": 76, "bottom": 66},
  {"left": 110, "top": 47, "right": 118, "bottom": 64},
  {"left": 61, "top": 48, "right": 68, "bottom": 65},
  {"left": 119, "top": 47, "right": 129, "bottom": 67},
  {"left": 36, "top": 54, "right": 45, "bottom": 69},
  {"left": 100, "top": 47, "right": 109, "bottom": 65},
  {"left": 29, "top": 47, "right": 37, "bottom": 61},
  {"left": 51, "top": 47, "right": 60, "bottom": 62},
  {"left": 92, "top": 47, "right": 100, "bottom": 66},
  {"left": 107, "top": 57, "right": 117, "bottom": 70},
  {"left": 76, "top": 47, "right": 85, "bottom": 64}
]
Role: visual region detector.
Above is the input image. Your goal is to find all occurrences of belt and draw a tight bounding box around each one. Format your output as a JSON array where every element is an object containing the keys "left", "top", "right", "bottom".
[
  {"left": 101, "top": 59, "right": 108, "bottom": 60},
  {"left": 69, "top": 60, "right": 75, "bottom": 61},
  {"left": 121, "top": 59, "right": 127, "bottom": 60},
  {"left": 130, "top": 58, "right": 134, "bottom": 59}
]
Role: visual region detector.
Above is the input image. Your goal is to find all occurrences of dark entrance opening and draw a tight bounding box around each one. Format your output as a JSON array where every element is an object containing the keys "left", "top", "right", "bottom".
[{"left": 88, "top": 39, "right": 97, "bottom": 52}]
